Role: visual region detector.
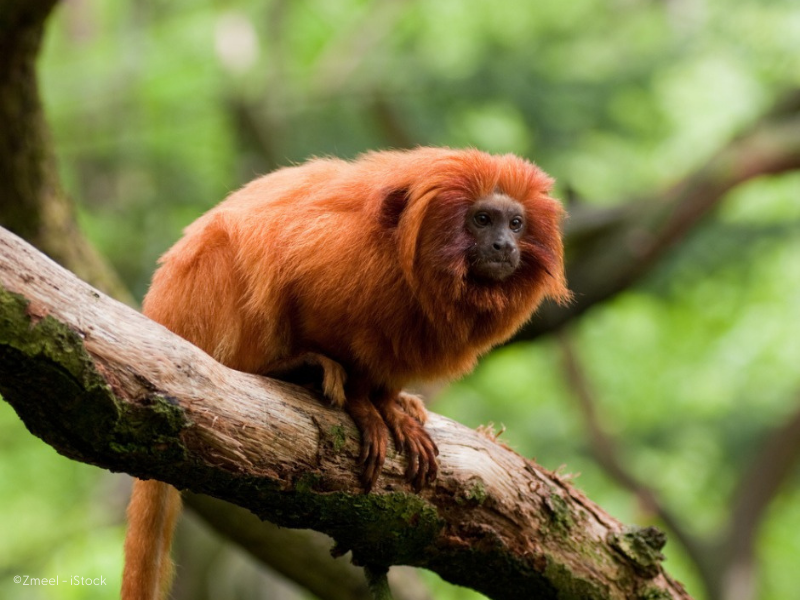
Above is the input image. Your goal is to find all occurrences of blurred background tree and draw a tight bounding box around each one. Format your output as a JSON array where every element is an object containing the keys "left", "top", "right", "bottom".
[{"left": 0, "top": 0, "right": 799, "bottom": 599}]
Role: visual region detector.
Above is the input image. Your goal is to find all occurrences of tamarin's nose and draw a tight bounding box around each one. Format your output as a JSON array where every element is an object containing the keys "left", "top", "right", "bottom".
[{"left": 493, "top": 235, "right": 514, "bottom": 253}]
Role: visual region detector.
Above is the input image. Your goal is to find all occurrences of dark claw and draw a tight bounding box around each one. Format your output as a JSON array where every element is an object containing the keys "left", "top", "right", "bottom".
[
  {"left": 412, "top": 453, "right": 426, "bottom": 492},
  {"left": 413, "top": 433, "right": 438, "bottom": 491},
  {"left": 359, "top": 426, "right": 387, "bottom": 492},
  {"left": 404, "top": 441, "right": 420, "bottom": 486},
  {"left": 424, "top": 439, "right": 439, "bottom": 484}
]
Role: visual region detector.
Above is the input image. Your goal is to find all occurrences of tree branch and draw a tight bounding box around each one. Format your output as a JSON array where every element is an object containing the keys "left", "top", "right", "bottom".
[
  {"left": 0, "top": 226, "right": 691, "bottom": 599},
  {"left": 722, "top": 393, "right": 800, "bottom": 580}
]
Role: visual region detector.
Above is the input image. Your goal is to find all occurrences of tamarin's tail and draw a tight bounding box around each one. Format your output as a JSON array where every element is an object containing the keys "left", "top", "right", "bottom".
[{"left": 122, "top": 479, "right": 183, "bottom": 600}]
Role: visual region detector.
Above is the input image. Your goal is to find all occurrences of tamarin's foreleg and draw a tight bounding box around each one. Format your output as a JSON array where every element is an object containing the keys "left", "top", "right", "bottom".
[
  {"left": 374, "top": 390, "right": 438, "bottom": 491},
  {"left": 342, "top": 376, "right": 389, "bottom": 492}
]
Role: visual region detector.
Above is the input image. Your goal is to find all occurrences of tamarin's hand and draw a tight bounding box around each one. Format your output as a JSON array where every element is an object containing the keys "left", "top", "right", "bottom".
[{"left": 143, "top": 148, "right": 570, "bottom": 491}]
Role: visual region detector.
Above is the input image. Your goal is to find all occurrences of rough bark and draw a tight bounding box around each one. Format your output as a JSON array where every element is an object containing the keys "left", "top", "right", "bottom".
[{"left": 0, "top": 226, "right": 691, "bottom": 600}]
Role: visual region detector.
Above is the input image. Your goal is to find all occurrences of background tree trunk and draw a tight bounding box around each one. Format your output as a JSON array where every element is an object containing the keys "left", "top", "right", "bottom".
[{"left": 0, "top": 0, "right": 131, "bottom": 303}]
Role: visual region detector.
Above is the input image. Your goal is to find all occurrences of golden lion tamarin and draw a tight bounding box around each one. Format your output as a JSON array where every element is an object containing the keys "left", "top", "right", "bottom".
[{"left": 122, "top": 147, "right": 569, "bottom": 600}]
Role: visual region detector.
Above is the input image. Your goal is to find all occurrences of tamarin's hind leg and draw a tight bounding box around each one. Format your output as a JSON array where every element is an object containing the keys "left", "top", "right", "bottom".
[
  {"left": 396, "top": 391, "right": 428, "bottom": 424},
  {"left": 265, "top": 352, "right": 347, "bottom": 406},
  {"left": 374, "top": 390, "right": 439, "bottom": 491},
  {"left": 122, "top": 479, "right": 182, "bottom": 600}
]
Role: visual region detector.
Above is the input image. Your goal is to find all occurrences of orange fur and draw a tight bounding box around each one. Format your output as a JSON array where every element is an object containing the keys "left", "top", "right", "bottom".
[
  {"left": 122, "top": 480, "right": 181, "bottom": 600},
  {"left": 122, "top": 147, "right": 569, "bottom": 599}
]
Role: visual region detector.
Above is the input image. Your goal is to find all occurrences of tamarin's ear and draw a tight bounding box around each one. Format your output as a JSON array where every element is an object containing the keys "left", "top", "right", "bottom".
[{"left": 378, "top": 187, "right": 411, "bottom": 229}]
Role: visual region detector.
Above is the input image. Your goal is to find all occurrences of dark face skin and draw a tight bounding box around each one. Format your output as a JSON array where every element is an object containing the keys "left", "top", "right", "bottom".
[{"left": 466, "top": 193, "right": 525, "bottom": 281}]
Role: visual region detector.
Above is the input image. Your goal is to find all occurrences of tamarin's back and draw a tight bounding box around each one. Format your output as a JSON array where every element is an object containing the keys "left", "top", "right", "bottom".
[{"left": 144, "top": 155, "right": 434, "bottom": 381}]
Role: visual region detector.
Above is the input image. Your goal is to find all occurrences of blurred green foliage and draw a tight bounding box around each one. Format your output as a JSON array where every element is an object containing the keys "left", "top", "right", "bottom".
[{"left": 2, "top": 0, "right": 799, "bottom": 598}]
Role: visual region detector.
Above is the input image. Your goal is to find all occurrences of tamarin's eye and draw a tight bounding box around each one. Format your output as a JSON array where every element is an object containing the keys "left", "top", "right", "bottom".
[
  {"left": 510, "top": 216, "right": 524, "bottom": 231},
  {"left": 474, "top": 212, "right": 490, "bottom": 227}
]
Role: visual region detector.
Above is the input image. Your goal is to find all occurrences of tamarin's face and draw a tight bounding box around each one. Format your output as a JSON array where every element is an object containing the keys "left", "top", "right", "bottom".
[{"left": 465, "top": 193, "right": 525, "bottom": 282}]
